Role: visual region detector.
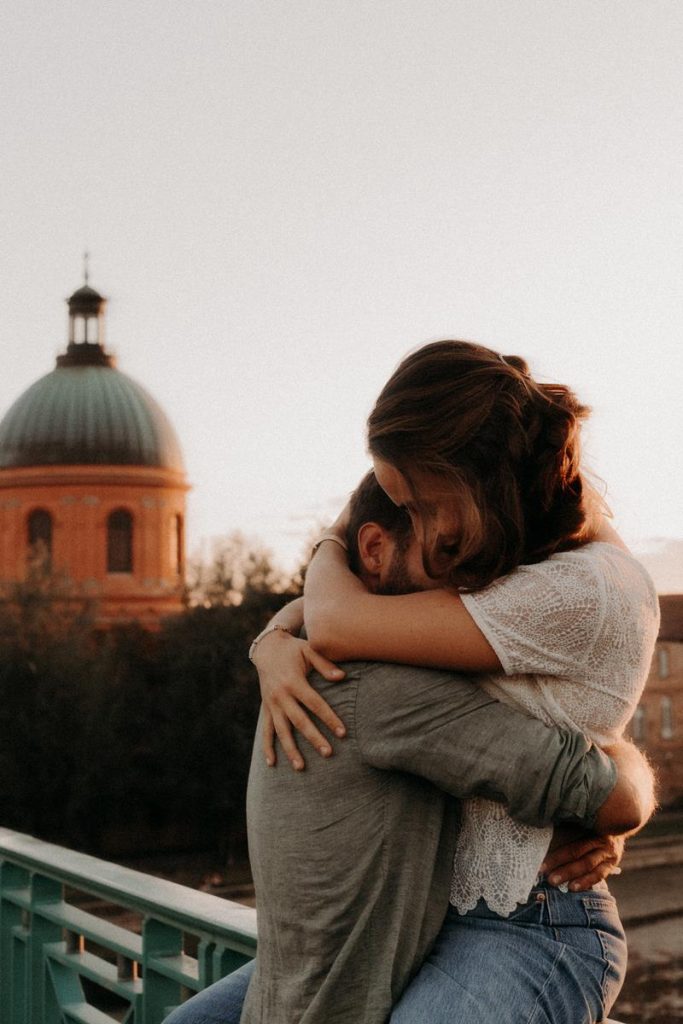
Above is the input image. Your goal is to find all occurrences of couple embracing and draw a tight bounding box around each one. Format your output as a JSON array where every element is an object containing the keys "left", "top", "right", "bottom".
[{"left": 167, "top": 340, "right": 658, "bottom": 1024}]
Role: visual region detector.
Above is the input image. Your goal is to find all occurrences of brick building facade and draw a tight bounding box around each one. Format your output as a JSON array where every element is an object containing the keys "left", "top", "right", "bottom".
[{"left": 627, "top": 593, "right": 683, "bottom": 807}]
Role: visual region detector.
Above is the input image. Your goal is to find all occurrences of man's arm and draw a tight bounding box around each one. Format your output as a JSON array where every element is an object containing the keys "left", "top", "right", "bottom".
[
  {"left": 592, "top": 738, "right": 655, "bottom": 834},
  {"left": 355, "top": 662, "right": 647, "bottom": 834},
  {"left": 540, "top": 741, "right": 655, "bottom": 889}
]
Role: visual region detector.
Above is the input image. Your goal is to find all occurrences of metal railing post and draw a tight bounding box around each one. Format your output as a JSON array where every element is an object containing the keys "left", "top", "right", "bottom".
[
  {"left": 0, "top": 862, "right": 29, "bottom": 1024},
  {"left": 0, "top": 829, "right": 257, "bottom": 1024},
  {"left": 27, "top": 873, "right": 62, "bottom": 1024},
  {"left": 142, "top": 918, "right": 184, "bottom": 1024}
]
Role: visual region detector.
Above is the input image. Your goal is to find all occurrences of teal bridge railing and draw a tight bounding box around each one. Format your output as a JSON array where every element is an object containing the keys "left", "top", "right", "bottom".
[
  {"left": 0, "top": 827, "right": 629, "bottom": 1024},
  {"left": 0, "top": 828, "right": 256, "bottom": 1024}
]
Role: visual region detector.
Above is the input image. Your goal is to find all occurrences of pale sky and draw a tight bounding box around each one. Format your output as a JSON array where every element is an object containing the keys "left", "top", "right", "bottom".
[{"left": 1, "top": 0, "right": 682, "bottom": 586}]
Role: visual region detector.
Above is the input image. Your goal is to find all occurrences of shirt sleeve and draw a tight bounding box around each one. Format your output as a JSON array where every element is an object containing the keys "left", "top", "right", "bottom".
[
  {"left": 460, "top": 554, "right": 605, "bottom": 678},
  {"left": 354, "top": 661, "right": 616, "bottom": 829}
]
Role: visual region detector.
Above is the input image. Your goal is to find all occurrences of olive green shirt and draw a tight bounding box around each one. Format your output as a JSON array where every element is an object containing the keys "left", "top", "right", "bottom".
[{"left": 241, "top": 661, "right": 615, "bottom": 1024}]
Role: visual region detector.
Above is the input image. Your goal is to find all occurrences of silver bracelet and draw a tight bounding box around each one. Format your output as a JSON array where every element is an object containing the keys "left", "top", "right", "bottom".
[
  {"left": 248, "top": 623, "right": 294, "bottom": 663},
  {"left": 311, "top": 533, "right": 349, "bottom": 558}
]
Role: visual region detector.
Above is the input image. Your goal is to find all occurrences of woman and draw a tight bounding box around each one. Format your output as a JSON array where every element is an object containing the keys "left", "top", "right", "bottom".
[
  {"left": 254, "top": 341, "right": 658, "bottom": 1023},
  {"left": 170, "top": 341, "right": 658, "bottom": 1023}
]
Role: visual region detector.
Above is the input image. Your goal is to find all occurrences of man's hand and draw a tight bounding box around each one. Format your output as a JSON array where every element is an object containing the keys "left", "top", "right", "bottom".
[{"left": 541, "top": 834, "right": 625, "bottom": 891}]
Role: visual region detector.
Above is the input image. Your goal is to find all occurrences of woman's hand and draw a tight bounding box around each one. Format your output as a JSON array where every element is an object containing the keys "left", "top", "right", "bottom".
[
  {"left": 540, "top": 834, "right": 625, "bottom": 891},
  {"left": 254, "top": 628, "right": 347, "bottom": 771}
]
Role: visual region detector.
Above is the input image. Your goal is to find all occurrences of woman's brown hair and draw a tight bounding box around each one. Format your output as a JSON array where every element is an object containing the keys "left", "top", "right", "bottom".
[{"left": 367, "top": 340, "right": 599, "bottom": 590}]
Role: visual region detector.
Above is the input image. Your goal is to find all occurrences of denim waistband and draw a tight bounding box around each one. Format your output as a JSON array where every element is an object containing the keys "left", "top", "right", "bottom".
[{"left": 454, "top": 881, "right": 620, "bottom": 930}]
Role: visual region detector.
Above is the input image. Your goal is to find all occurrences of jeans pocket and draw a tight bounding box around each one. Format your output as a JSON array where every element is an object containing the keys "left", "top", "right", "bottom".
[
  {"left": 581, "top": 897, "right": 627, "bottom": 1005},
  {"left": 595, "top": 927, "right": 628, "bottom": 1005},
  {"left": 582, "top": 893, "right": 618, "bottom": 913}
]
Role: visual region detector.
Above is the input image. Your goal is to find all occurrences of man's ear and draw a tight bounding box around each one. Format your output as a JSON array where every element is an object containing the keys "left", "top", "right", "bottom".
[{"left": 356, "top": 522, "right": 392, "bottom": 582}]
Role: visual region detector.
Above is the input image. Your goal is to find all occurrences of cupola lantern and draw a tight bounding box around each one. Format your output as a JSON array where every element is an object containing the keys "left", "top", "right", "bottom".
[{"left": 63, "top": 252, "right": 110, "bottom": 362}]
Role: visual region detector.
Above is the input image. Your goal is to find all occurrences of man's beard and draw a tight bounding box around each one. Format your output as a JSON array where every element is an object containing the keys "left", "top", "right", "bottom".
[{"left": 376, "top": 546, "right": 423, "bottom": 596}]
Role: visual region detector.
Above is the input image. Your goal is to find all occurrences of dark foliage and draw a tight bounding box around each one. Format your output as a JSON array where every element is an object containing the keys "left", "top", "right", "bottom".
[{"left": 0, "top": 563, "right": 298, "bottom": 860}]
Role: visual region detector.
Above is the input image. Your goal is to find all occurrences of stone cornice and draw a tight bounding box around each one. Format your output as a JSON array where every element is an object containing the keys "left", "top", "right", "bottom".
[{"left": 0, "top": 465, "right": 190, "bottom": 491}]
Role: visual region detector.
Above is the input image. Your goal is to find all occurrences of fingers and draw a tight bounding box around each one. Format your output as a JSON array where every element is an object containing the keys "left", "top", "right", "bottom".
[
  {"left": 271, "top": 707, "right": 306, "bottom": 772},
  {"left": 542, "top": 837, "right": 606, "bottom": 874},
  {"left": 542, "top": 835, "right": 624, "bottom": 891},
  {"left": 562, "top": 863, "right": 620, "bottom": 891},
  {"left": 307, "top": 648, "right": 346, "bottom": 684},
  {"left": 301, "top": 692, "right": 346, "bottom": 741},
  {"left": 269, "top": 684, "right": 344, "bottom": 770},
  {"left": 548, "top": 847, "right": 616, "bottom": 890},
  {"left": 262, "top": 708, "right": 277, "bottom": 768},
  {"left": 302, "top": 659, "right": 347, "bottom": 739},
  {"left": 255, "top": 635, "right": 347, "bottom": 768},
  {"left": 283, "top": 696, "right": 334, "bottom": 761}
]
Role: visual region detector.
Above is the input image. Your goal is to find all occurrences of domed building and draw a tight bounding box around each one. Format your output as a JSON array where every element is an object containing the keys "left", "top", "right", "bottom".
[{"left": 0, "top": 274, "right": 189, "bottom": 626}]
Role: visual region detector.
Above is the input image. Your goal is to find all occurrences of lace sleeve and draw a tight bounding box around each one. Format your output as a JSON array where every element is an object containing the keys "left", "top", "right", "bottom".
[
  {"left": 460, "top": 552, "right": 606, "bottom": 678},
  {"left": 452, "top": 545, "right": 659, "bottom": 917}
]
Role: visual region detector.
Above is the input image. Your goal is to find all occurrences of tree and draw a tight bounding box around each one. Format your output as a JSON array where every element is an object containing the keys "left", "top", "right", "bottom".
[
  {"left": 185, "top": 531, "right": 302, "bottom": 606},
  {"left": 0, "top": 536, "right": 302, "bottom": 862}
]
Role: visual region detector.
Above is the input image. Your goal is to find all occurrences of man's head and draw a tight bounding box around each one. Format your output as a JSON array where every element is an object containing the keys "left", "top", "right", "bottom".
[{"left": 345, "top": 471, "right": 433, "bottom": 594}]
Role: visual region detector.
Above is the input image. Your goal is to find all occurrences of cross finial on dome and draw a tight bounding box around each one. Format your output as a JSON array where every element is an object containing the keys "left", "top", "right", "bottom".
[{"left": 83, "top": 250, "right": 90, "bottom": 285}]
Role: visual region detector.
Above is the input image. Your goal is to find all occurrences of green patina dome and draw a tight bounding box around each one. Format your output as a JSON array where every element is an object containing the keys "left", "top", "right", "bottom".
[
  {"left": 0, "top": 273, "right": 185, "bottom": 473},
  {"left": 0, "top": 364, "right": 184, "bottom": 472}
]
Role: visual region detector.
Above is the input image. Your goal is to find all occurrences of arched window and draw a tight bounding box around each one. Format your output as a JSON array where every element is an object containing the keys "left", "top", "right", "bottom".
[
  {"left": 107, "top": 509, "right": 133, "bottom": 573},
  {"left": 27, "top": 509, "right": 53, "bottom": 562},
  {"left": 657, "top": 647, "right": 670, "bottom": 679},
  {"left": 661, "top": 696, "right": 674, "bottom": 740},
  {"left": 631, "top": 705, "right": 646, "bottom": 743},
  {"left": 170, "top": 514, "right": 184, "bottom": 575}
]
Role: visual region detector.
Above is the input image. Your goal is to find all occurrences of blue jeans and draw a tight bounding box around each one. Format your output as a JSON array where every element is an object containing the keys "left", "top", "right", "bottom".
[
  {"left": 391, "top": 884, "right": 626, "bottom": 1024},
  {"left": 163, "top": 960, "right": 254, "bottom": 1023},
  {"left": 163, "top": 885, "right": 626, "bottom": 1023}
]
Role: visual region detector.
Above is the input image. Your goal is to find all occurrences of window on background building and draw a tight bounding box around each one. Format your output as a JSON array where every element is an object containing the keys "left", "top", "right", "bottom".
[
  {"left": 661, "top": 696, "right": 674, "bottom": 740},
  {"left": 657, "top": 646, "right": 670, "bottom": 679},
  {"left": 174, "top": 514, "right": 184, "bottom": 575},
  {"left": 107, "top": 509, "right": 133, "bottom": 573},
  {"left": 27, "top": 509, "right": 53, "bottom": 564},
  {"left": 632, "top": 705, "right": 646, "bottom": 743}
]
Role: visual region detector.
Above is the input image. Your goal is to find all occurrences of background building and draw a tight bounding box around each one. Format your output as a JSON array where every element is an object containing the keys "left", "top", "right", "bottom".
[
  {"left": 0, "top": 275, "right": 189, "bottom": 627},
  {"left": 628, "top": 593, "right": 683, "bottom": 806}
]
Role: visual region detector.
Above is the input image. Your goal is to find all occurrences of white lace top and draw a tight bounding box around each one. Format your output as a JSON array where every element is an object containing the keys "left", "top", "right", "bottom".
[{"left": 450, "top": 541, "right": 659, "bottom": 916}]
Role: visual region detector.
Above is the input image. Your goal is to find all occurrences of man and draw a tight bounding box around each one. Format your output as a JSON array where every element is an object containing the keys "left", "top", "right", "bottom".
[{"left": 166, "top": 474, "right": 652, "bottom": 1024}]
